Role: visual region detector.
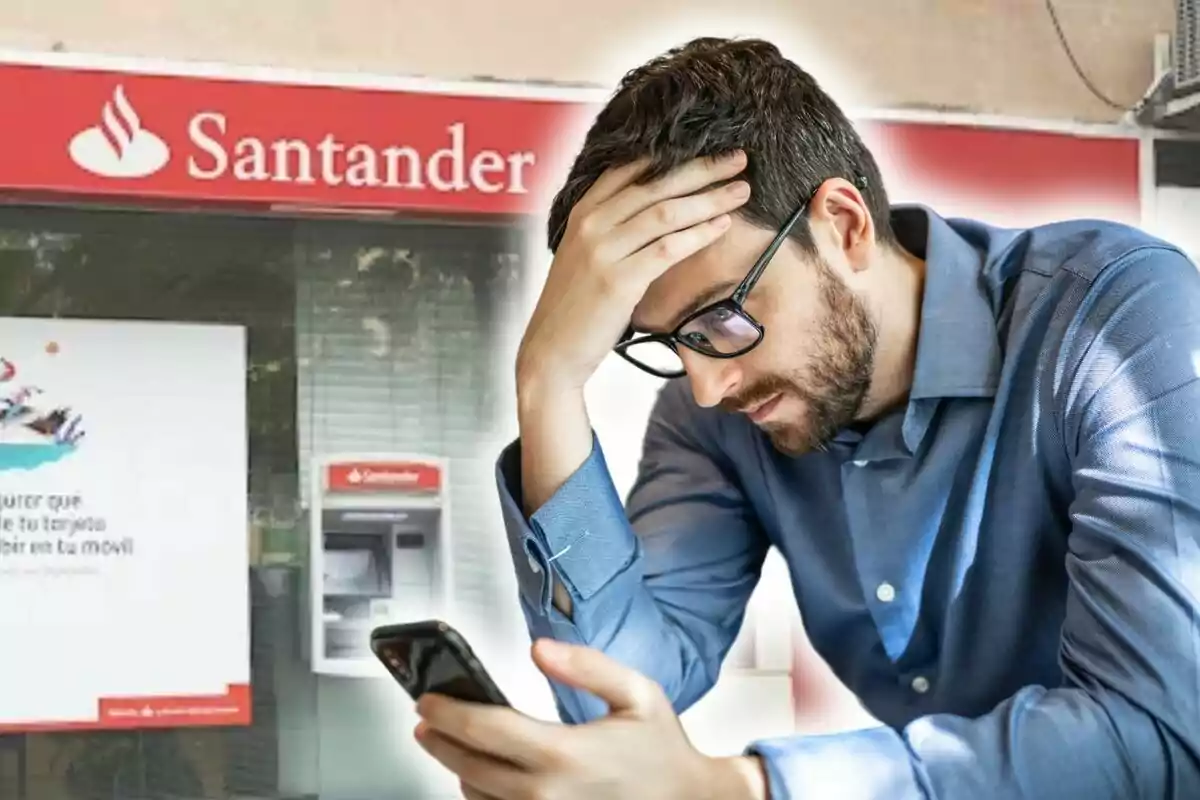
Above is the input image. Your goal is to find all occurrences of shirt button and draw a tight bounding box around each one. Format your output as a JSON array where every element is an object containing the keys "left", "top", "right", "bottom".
[
  {"left": 911, "top": 676, "right": 930, "bottom": 694},
  {"left": 527, "top": 554, "right": 541, "bottom": 574},
  {"left": 875, "top": 582, "right": 896, "bottom": 603}
]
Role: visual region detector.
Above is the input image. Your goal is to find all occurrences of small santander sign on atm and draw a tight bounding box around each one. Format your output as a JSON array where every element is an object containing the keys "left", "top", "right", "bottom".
[{"left": 327, "top": 461, "right": 441, "bottom": 493}]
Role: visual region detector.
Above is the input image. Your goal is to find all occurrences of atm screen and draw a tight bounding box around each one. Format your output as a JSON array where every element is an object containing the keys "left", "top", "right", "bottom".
[
  {"left": 323, "top": 547, "right": 386, "bottom": 595},
  {"left": 320, "top": 507, "right": 441, "bottom": 660}
]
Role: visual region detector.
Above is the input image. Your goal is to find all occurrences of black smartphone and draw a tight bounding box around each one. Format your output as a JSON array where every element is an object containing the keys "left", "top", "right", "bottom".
[{"left": 369, "top": 619, "right": 510, "bottom": 707}]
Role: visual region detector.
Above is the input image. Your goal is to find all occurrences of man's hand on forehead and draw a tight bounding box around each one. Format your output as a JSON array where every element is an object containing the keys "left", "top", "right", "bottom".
[
  {"left": 516, "top": 150, "right": 751, "bottom": 393},
  {"left": 584, "top": 153, "right": 749, "bottom": 242}
]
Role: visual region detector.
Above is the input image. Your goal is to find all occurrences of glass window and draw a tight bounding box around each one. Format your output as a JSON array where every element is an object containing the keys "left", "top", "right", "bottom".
[{"left": 0, "top": 203, "right": 529, "bottom": 800}]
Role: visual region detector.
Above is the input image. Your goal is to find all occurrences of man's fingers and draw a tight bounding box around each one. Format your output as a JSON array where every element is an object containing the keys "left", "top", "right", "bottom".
[
  {"left": 603, "top": 179, "right": 749, "bottom": 260},
  {"left": 575, "top": 157, "right": 652, "bottom": 211},
  {"left": 531, "top": 639, "right": 667, "bottom": 716},
  {"left": 622, "top": 214, "right": 733, "bottom": 288},
  {"left": 597, "top": 150, "right": 747, "bottom": 230},
  {"left": 416, "top": 694, "right": 558, "bottom": 767},
  {"left": 414, "top": 727, "right": 527, "bottom": 800}
]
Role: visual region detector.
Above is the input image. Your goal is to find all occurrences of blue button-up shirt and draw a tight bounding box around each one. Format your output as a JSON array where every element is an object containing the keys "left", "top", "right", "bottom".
[{"left": 494, "top": 205, "right": 1200, "bottom": 799}]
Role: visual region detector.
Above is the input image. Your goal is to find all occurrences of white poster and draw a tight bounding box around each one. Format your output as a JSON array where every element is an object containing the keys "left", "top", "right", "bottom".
[{"left": 0, "top": 317, "right": 250, "bottom": 731}]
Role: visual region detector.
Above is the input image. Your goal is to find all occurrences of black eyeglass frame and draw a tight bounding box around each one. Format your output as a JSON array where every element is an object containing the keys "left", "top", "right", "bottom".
[{"left": 613, "top": 180, "right": 846, "bottom": 379}]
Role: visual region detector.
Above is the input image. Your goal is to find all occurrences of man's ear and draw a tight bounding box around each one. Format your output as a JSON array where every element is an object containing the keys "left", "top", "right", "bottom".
[{"left": 809, "top": 177, "right": 874, "bottom": 272}]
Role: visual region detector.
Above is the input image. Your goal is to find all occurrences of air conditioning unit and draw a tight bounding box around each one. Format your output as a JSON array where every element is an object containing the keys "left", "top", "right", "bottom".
[
  {"left": 1135, "top": 0, "right": 1200, "bottom": 130},
  {"left": 1177, "top": 0, "right": 1200, "bottom": 90}
]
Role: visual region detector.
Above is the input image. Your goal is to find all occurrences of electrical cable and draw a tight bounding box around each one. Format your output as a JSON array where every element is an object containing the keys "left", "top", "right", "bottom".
[{"left": 1043, "top": 0, "right": 1137, "bottom": 112}]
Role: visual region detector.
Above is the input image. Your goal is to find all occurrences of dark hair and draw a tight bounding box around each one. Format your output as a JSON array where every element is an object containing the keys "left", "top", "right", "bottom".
[{"left": 547, "top": 37, "right": 896, "bottom": 255}]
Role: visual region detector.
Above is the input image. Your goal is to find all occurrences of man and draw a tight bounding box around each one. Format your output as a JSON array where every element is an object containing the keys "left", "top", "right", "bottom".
[{"left": 413, "top": 36, "right": 1200, "bottom": 799}]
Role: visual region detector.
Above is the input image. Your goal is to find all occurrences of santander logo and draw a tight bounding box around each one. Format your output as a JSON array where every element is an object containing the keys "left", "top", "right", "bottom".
[
  {"left": 63, "top": 82, "right": 537, "bottom": 196},
  {"left": 68, "top": 85, "right": 170, "bottom": 179},
  {"left": 350, "top": 467, "right": 426, "bottom": 487},
  {"left": 331, "top": 462, "right": 440, "bottom": 492}
]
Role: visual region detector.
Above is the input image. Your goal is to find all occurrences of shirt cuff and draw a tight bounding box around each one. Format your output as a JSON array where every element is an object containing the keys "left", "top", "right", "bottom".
[
  {"left": 494, "top": 433, "right": 638, "bottom": 613},
  {"left": 745, "top": 726, "right": 925, "bottom": 800}
]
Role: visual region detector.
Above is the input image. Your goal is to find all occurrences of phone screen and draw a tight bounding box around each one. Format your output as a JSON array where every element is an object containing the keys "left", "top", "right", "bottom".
[{"left": 372, "top": 626, "right": 509, "bottom": 706}]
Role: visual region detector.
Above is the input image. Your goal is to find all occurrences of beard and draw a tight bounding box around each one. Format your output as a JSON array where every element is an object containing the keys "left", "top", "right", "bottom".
[{"left": 720, "top": 260, "right": 877, "bottom": 456}]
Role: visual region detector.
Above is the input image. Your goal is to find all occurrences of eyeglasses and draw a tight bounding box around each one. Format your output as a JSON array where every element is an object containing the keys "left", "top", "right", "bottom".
[{"left": 613, "top": 189, "right": 817, "bottom": 379}]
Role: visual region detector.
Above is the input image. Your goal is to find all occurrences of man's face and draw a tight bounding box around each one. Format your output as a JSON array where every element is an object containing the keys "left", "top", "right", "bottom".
[{"left": 630, "top": 214, "right": 878, "bottom": 456}]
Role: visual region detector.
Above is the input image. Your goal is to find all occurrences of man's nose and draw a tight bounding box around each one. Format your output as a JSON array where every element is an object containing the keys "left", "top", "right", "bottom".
[{"left": 682, "top": 351, "right": 740, "bottom": 408}]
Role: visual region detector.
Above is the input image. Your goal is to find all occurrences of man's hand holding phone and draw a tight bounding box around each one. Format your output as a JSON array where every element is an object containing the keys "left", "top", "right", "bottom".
[
  {"left": 372, "top": 621, "right": 765, "bottom": 799},
  {"left": 413, "top": 638, "right": 768, "bottom": 800}
]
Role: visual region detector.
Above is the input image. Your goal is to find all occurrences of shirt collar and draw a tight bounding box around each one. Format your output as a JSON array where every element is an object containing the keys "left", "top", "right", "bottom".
[
  {"left": 804, "top": 204, "right": 1005, "bottom": 462},
  {"left": 895, "top": 204, "right": 1003, "bottom": 402}
]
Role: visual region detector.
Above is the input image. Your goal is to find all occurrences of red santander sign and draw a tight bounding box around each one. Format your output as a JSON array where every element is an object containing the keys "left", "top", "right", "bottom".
[
  {"left": 0, "top": 63, "right": 588, "bottom": 214},
  {"left": 0, "top": 60, "right": 1140, "bottom": 223},
  {"left": 326, "top": 462, "right": 441, "bottom": 493}
]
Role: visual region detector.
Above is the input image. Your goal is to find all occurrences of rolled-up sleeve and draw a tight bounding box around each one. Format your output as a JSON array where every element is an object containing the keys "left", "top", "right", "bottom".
[
  {"left": 745, "top": 247, "right": 1200, "bottom": 799},
  {"left": 494, "top": 379, "right": 771, "bottom": 723}
]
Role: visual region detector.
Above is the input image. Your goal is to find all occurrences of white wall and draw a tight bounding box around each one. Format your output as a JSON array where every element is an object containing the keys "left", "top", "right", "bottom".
[
  {"left": 0, "top": 0, "right": 1173, "bottom": 123},
  {"left": 1149, "top": 185, "right": 1200, "bottom": 261}
]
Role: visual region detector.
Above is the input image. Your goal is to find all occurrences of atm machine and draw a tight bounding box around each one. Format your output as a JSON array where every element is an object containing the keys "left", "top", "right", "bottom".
[{"left": 309, "top": 453, "right": 451, "bottom": 677}]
